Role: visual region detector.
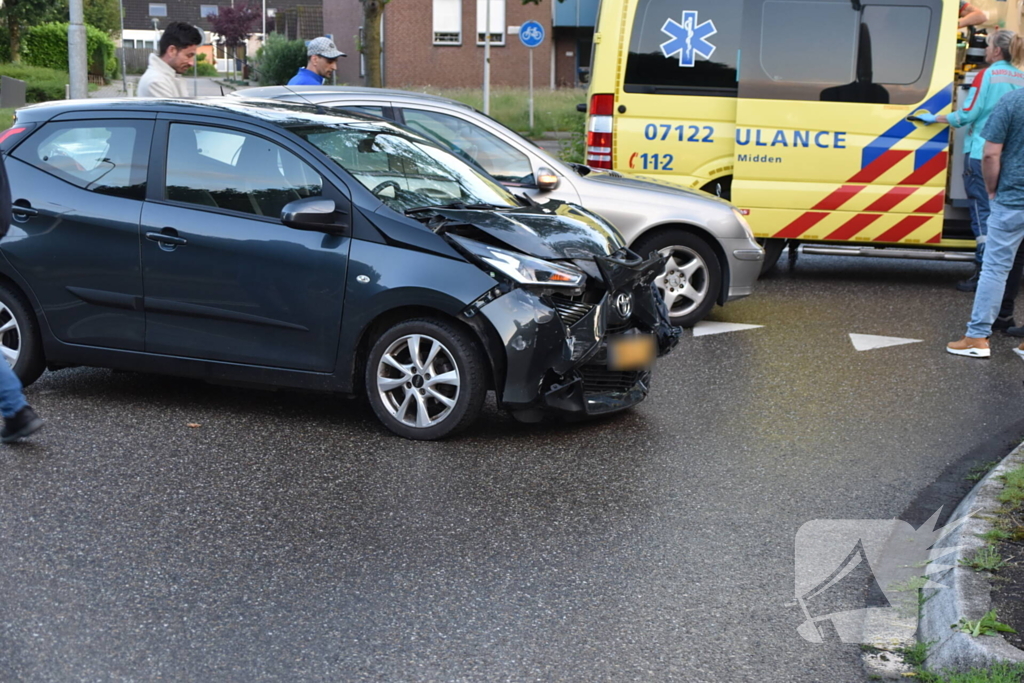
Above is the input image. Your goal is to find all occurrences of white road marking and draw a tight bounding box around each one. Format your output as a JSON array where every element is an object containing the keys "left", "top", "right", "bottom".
[
  {"left": 849, "top": 333, "right": 922, "bottom": 351},
  {"left": 692, "top": 321, "right": 764, "bottom": 337}
]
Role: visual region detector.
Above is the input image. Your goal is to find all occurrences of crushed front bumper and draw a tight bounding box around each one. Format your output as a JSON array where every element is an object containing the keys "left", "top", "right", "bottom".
[{"left": 471, "top": 250, "right": 681, "bottom": 421}]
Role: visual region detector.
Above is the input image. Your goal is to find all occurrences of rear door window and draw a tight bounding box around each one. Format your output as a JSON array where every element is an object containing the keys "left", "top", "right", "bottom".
[
  {"left": 624, "top": 0, "right": 743, "bottom": 96},
  {"left": 13, "top": 120, "right": 153, "bottom": 199}
]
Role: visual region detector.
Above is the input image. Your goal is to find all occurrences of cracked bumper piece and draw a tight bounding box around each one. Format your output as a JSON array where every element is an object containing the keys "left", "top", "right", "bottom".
[{"left": 476, "top": 251, "right": 680, "bottom": 420}]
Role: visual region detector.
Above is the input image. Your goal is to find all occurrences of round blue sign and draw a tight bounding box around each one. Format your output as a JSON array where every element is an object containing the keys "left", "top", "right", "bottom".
[{"left": 519, "top": 21, "right": 545, "bottom": 48}]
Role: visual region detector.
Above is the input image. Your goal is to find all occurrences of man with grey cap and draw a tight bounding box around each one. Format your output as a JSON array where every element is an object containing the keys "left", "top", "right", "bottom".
[{"left": 288, "top": 36, "right": 345, "bottom": 85}]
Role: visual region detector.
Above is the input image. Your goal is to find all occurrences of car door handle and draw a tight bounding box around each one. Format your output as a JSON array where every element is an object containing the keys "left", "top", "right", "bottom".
[
  {"left": 146, "top": 231, "right": 188, "bottom": 246},
  {"left": 11, "top": 204, "right": 37, "bottom": 217}
]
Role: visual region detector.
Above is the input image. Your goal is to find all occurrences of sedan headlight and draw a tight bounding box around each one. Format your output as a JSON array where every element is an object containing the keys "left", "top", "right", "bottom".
[
  {"left": 732, "top": 208, "right": 756, "bottom": 241},
  {"left": 450, "top": 235, "right": 586, "bottom": 288}
]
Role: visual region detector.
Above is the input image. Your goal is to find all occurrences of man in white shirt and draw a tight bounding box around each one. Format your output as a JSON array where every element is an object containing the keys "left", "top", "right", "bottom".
[{"left": 138, "top": 22, "right": 202, "bottom": 98}]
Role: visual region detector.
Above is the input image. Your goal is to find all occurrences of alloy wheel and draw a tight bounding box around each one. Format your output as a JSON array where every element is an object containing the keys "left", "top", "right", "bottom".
[
  {"left": 376, "top": 334, "right": 461, "bottom": 429},
  {"left": 652, "top": 246, "right": 709, "bottom": 320},
  {"left": 0, "top": 301, "right": 22, "bottom": 368}
]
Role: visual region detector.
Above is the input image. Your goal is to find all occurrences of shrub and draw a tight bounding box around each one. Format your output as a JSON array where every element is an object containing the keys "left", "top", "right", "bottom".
[
  {"left": 251, "top": 33, "right": 307, "bottom": 86},
  {"left": 23, "top": 22, "right": 118, "bottom": 80},
  {"left": 0, "top": 63, "right": 70, "bottom": 103}
]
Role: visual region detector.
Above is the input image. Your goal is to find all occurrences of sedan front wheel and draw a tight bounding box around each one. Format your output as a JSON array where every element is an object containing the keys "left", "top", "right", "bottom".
[
  {"left": 631, "top": 231, "right": 721, "bottom": 328},
  {"left": 365, "top": 318, "right": 487, "bottom": 440}
]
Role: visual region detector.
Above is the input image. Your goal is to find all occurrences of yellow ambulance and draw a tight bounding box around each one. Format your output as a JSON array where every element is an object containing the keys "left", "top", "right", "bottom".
[{"left": 586, "top": 0, "right": 1016, "bottom": 270}]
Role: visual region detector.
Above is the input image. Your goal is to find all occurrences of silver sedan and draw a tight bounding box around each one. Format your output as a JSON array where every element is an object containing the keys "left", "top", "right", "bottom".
[{"left": 238, "top": 86, "right": 764, "bottom": 326}]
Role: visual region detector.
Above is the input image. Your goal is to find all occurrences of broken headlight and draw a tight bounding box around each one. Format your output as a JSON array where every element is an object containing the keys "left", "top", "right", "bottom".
[{"left": 450, "top": 235, "right": 586, "bottom": 289}]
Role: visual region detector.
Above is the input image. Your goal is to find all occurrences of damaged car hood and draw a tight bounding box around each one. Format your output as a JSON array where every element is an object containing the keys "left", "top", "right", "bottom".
[{"left": 430, "top": 201, "right": 626, "bottom": 260}]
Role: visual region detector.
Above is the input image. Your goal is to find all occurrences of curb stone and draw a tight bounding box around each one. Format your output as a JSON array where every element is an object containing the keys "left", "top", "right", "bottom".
[
  {"left": 861, "top": 443, "right": 1024, "bottom": 678},
  {"left": 918, "top": 442, "right": 1024, "bottom": 672}
]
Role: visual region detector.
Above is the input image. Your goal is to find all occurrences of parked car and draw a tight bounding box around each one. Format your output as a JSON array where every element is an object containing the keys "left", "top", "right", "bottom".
[
  {"left": 0, "top": 98, "right": 680, "bottom": 439},
  {"left": 237, "top": 86, "right": 764, "bottom": 327}
]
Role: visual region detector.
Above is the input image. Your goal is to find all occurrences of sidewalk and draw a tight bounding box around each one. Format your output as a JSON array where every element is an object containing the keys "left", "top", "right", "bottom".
[{"left": 89, "top": 76, "right": 251, "bottom": 98}]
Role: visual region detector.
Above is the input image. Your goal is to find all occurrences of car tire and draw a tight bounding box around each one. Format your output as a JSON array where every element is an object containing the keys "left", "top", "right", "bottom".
[
  {"left": 758, "top": 238, "right": 787, "bottom": 275},
  {"left": 0, "top": 282, "right": 44, "bottom": 387},
  {"left": 365, "top": 317, "right": 487, "bottom": 440},
  {"left": 630, "top": 230, "right": 721, "bottom": 328}
]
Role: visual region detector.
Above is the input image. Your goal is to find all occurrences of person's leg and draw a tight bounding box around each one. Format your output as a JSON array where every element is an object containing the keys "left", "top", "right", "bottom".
[
  {"left": 966, "top": 202, "right": 1024, "bottom": 338},
  {"left": 0, "top": 361, "right": 26, "bottom": 419},
  {"left": 960, "top": 157, "right": 989, "bottom": 290},
  {"left": 997, "top": 240, "right": 1024, "bottom": 324}
]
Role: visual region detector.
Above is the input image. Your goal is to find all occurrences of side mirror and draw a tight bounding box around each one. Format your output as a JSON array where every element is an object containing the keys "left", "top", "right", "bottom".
[
  {"left": 536, "top": 167, "right": 560, "bottom": 192},
  {"left": 281, "top": 197, "right": 339, "bottom": 231}
]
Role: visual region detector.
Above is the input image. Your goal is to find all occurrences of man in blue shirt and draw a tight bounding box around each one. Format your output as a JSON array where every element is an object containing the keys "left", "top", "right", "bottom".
[
  {"left": 288, "top": 36, "right": 345, "bottom": 86},
  {"left": 948, "top": 87, "right": 1024, "bottom": 359}
]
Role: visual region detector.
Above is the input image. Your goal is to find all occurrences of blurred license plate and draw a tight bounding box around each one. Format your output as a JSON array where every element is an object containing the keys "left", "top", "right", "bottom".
[{"left": 607, "top": 334, "right": 655, "bottom": 371}]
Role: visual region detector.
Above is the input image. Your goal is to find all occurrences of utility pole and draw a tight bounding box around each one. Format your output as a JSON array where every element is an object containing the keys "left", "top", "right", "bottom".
[
  {"left": 483, "top": 0, "right": 491, "bottom": 115},
  {"left": 68, "top": 0, "right": 88, "bottom": 98},
  {"left": 118, "top": 0, "right": 128, "bottom": 94}
]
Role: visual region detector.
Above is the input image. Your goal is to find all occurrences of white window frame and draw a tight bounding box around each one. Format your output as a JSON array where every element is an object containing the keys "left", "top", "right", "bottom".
[
  {"left": 433, "top": 0, "right": 462, "bottom": 46},
  {"left": 148, "top": 3, "right": 167, "bottom": 17},
  {"left": 476, "top": 0, "right": 506, "bottom": 46}
]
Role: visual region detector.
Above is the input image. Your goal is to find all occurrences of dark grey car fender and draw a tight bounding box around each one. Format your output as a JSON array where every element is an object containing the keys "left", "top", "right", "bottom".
[{"left": 335, "top": 238, "right": 500, "bottom": 392}]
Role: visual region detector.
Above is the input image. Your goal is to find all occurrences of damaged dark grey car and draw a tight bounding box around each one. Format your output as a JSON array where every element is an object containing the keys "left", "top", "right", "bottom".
[{"left": 0, "top": 98, "right": 679, "bottom": 439}]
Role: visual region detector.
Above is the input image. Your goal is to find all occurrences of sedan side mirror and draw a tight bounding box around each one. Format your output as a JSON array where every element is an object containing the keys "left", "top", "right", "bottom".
[
  {"left": 281, "top": 197, "right": 339, "bottom": 232},
  {"left": 536, "top": 168, "right": 560, "bottom": 192}
]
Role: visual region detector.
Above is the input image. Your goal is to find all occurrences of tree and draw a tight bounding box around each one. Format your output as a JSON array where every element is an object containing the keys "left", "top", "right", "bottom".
[
  {"left": 0, "top": 0, "right": 66, "bottom": 62},
  {"left": 83, "top": 0, "right": 122, "bottom": 37},
  {"left": 359, "top": 0, "right": 389, "bottom": 87},
  {"left": 208, "top": 3, "right": 261, "bottom": 81}
]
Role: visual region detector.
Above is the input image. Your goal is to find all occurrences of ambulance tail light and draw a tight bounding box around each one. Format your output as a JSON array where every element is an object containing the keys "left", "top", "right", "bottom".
[{"left": 586, "top": 94, "right": 614, "bottom": 169}]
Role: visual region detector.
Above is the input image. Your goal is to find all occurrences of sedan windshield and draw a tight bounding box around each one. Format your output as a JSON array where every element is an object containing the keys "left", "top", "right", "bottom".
[{"left": 289, "top": 121, "right": 519, "bottom": 213}]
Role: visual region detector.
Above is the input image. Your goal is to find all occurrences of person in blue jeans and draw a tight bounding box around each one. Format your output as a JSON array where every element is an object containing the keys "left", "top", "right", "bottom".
[
  {"left": 0, "top": 155, "right": 43, "bottom": 441},
  {"left": 948, "top": 87, "right": 1024, "bottom": 359},
  {"left": 921, "top": 30, "right": 1024, "bottom": 296}
]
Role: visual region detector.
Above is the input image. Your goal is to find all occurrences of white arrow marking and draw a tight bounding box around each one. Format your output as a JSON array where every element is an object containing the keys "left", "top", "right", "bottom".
[
  {"left": 692, "top": 321, "right": 764, "bottom": 337},
  {"left": 849, "top": 333, "right": 922, "bottom": 351}
]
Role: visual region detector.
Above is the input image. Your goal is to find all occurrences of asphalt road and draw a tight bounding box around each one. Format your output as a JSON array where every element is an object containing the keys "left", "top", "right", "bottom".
[{"left": 2, "top": 252, "right": 1023, "bottom": 682}]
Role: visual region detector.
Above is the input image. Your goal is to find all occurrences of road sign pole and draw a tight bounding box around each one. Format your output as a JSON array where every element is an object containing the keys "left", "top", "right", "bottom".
[{"left": 529, "top": 48, "right": 534, "bottom": 130}]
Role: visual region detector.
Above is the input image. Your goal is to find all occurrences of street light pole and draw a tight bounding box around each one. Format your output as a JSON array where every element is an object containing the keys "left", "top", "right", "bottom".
[
  {"left": 68, "top": 0, "right": 88, "bottom": 98},
  {"left": 118, "top": 0, "right": 128, "bottom": 94}
]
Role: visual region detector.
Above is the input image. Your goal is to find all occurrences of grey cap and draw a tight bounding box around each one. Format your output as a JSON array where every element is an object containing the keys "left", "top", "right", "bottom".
[{"left": 307, "top": 36, "right": 345, "bottom": 59}]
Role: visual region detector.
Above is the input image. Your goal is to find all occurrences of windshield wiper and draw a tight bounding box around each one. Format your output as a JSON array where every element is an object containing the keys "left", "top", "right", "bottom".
[{"left": 405, "top": 202, "right": 512, "bottom": 215}]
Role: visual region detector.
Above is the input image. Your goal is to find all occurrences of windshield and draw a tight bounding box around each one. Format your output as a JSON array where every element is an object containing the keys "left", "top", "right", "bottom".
[{"left": 290, "top": 121, "right": 519, "bottom": 213}]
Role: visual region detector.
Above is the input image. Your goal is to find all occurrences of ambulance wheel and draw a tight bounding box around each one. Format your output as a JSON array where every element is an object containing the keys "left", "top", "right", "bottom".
[
  {"left": 758, "top": 238, "right": 787, "bottom": 275},
  {"left": 631, "top": 230, "right": 720, "bottom": 328}
]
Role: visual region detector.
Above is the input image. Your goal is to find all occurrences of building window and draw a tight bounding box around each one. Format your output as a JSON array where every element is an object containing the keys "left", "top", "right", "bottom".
[
  {"left": 122, "top": 39, "right": 135, "bottom": 48},
  {"left": 433, "top": 0, "right": 461, "bottom": 45},
  {"left": 476, "top": 0, "right": 506, "bottom": 46},
  {"left": 200, "top": 5, "right": 218, "bottom": 19},
  {"left": 149, "top": 3, "right": 167, "bottom": 17}
]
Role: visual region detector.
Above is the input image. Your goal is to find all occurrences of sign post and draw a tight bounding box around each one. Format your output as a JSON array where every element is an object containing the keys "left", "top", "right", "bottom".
[{"left": 518, "top": 21, "right": 545, "bottom": 130}]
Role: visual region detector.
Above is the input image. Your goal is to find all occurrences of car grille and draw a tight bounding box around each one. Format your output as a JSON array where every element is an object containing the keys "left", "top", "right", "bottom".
[
  {"left": 579, "top": 365, "right": 645, "bottom": 394},
  {"left": 550, "top": 294, "right": 595, "bottom": 327}
]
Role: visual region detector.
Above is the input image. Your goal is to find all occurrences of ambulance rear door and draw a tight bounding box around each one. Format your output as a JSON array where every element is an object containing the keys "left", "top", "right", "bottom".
[
  {"left": 611, "top": 0, "right": 742, "bottom": 193},
  {"left": 731, "top": 0, "right": 953, "bottom": 247}
]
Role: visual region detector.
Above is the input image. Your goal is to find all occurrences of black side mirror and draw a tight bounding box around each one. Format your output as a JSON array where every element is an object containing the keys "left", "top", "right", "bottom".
[{"left": 281, "top": 197, "right": 339, "bottom": 232}]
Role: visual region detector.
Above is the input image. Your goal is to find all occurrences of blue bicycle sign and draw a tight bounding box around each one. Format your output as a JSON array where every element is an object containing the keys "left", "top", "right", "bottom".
[{"left": 519, "top": 21, "right": 545, "bottom": 48}]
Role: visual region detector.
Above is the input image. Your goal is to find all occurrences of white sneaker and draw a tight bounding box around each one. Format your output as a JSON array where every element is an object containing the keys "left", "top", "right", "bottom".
[{"left": 1015, "top": 343, "right": 1024, "bottom": 360}]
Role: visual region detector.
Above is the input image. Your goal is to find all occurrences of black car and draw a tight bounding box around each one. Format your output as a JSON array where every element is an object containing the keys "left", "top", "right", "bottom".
[{"left": 0, "top": 98, "right": 678, "bottom": 439}]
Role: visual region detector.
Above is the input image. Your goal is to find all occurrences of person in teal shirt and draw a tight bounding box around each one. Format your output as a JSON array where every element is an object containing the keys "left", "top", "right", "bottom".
[{"left": 920, "top": 30, "right": 1024, "bottom": 299}]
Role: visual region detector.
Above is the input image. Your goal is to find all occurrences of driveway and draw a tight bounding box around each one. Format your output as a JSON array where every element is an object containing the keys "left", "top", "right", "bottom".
[{"left": 1, "top": 254, "right": 1021, "bottom": 682}]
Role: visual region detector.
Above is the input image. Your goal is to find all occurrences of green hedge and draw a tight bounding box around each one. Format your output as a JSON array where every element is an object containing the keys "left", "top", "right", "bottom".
[
  {"left": 23, "top": 22, "right": 117, "bottom": 80},
  {"left": 0, "top": 63, "right": 70, "bottom": 103},
  {"left": 252, "top": 34, "right": 307, "bottom": 86}
]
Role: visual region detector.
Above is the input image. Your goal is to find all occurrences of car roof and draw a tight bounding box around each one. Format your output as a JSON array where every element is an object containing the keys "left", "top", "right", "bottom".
[
  {"left": 240, "top": 85, "right": 475, "bottom": 111},
  {"left": 13, "top": 96, "right": 381, "bottom": 127}
]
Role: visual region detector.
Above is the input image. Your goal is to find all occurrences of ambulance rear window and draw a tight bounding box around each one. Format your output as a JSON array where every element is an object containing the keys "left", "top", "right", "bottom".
[
  {"left": 739, "top": 0, "right": 940, "bottom": 105},
  {"left": 623, "top": 0, "right": 742, "bottom": 96}
]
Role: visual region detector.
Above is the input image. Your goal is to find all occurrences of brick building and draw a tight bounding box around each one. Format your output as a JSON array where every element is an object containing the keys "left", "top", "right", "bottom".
[{"left": 381, "top": 0, "right": 554, "bottom": 89}]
